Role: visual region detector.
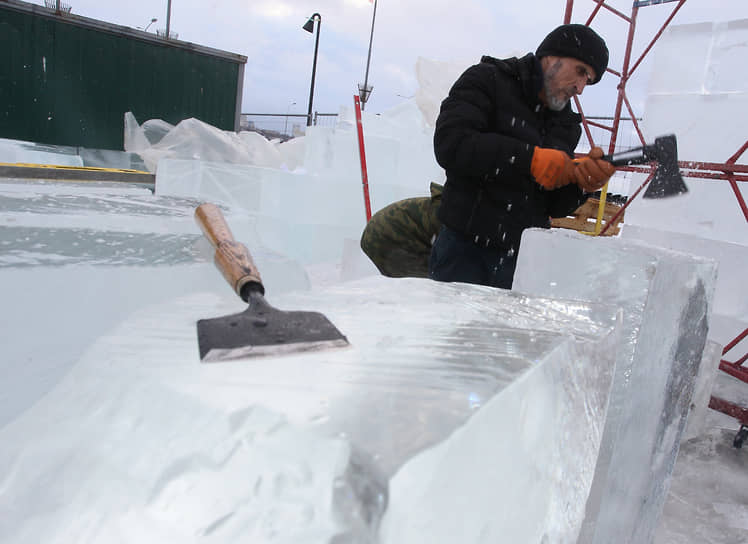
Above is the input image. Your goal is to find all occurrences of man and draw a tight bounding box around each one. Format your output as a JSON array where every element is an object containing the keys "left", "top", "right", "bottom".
[
  {"left": 429, "top": 23, "right": 616, "bottom": 289},
  {"left": 361, "top": 182, "right": 443, "bottom": 278}
]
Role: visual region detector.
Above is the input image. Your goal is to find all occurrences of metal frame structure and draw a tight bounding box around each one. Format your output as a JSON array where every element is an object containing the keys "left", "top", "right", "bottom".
[{"left": 563, "top": 0, "right": 747, "bottom": 440}]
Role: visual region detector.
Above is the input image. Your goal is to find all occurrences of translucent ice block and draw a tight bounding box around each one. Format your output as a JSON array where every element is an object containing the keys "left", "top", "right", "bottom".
[
  {"left": 632, "top": 20, "right": 748, "bottom": 246},
  {"left": 621, "top": 225, "right": 747, "bottom": 321},
  {"left": 379, "top": 296, "right": 619, "bottom": 543},
  {"left": 155, "top": 158, "right": 367, "bottom": 264},
  {"left": 513, "top": 228, "right": 718, "bottom": 544},
  {"left": 0, "top": 137, "right": 83, "bottom": 166},
  {"left": 682, "top": 339, "right": 723, "bottom": 442},
  {"left": 0, "top": 275, "right": 620, "bottom": 543},
  {"left": 0, "top": 178, "right": 310, "bottom": 286}
]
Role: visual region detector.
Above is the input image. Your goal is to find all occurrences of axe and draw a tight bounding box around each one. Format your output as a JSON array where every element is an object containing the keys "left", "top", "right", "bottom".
[{"left": 602, "top": 134, "right": 688, "bottom": 198}]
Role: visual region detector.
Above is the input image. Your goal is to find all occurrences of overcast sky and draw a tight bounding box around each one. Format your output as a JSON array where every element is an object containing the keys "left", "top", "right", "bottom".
[{"left": 28, "top": 0, "right": 748, "bottom": 118}]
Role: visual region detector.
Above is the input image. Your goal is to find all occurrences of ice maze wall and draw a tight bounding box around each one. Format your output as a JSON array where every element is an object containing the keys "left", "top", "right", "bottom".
[{"left": 514, "top": 228, "right": 717, "bottom": 544}]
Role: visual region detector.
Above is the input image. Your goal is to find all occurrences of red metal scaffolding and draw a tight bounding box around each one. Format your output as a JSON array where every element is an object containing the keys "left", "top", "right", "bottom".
[{"left": 564, "top": 0, "right": 747, "bottom": 443}]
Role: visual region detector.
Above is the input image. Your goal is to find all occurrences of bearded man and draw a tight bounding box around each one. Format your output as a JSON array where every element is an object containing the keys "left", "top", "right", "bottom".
[{"left": 429, "top": 24, "right": 616, "bottom": 289}]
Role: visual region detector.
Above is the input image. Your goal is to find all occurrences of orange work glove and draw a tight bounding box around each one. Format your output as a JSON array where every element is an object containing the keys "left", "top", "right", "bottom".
[
  {"left": 574, "top": 147, "right": 616, "bottom": 192},
  {"left": 530, "top": 147, "right": 577, "bottom": 190}
]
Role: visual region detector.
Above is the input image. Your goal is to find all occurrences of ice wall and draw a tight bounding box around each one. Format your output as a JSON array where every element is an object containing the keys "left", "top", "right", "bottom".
[
  {"left": 153, "top": 104, "right": 445, "bottom": 265},
  {"left": 682, "top": 340, "right": 723, "bottom": 442},
  {"left": 621, "top": 225, "right": 747, "bottom": 322},
  {"left": 0, "top": 137, "right": 83, "bottom": 167},
  {"left": 0, "top": 267, "right": 621, "bottom": 543},
  {"left": 513, "top": 228, "right": 717, "bottom": 544},
  {"left": 628, "top": 19, "right": 748, "bottom": 246},
  {"left": 0, "top": 179, "right": 311, "bottom": 428},
  {"left": 380, "top": 302, "right": 618, "bottom": 544}
]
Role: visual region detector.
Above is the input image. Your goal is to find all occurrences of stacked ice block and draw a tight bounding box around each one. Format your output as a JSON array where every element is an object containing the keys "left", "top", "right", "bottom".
[
  {"left": 0, "top": 275, "right": 620, "bottom": 543},
  {"left": 513, "top": 228, "right": 717, "bottom": 544}
]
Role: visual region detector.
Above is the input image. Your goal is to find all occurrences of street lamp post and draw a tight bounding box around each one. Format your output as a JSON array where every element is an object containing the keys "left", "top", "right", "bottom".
[
  {"left": 143, "top": 18, "right": 158, "bottom": 32},
  {"left": 359, "top": 0, "right": 378, "bottom": 110},
  {"left": 302, "top": 13, "right": 321, "bottom": 127},
  {"left": 284, "top": 101, "right": 297, "bottom": 137},
  {"left": 166, "top": 0, "right": 172, "bottom": 39}
]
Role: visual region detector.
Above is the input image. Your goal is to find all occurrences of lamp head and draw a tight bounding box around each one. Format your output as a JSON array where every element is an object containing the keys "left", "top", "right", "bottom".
[{"left": 303, "top": 13, "right": 320, "bottom": 33}]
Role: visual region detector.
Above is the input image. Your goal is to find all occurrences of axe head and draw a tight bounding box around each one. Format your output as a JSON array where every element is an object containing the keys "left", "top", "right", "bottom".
[{"left": 643, "top": 135, "right": 689, "bottom": 199}]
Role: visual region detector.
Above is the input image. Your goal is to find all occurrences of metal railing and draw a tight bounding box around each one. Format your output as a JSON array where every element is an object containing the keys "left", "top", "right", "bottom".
[{"left": 239, "top": 112, "right": 338, "bottom": 141}]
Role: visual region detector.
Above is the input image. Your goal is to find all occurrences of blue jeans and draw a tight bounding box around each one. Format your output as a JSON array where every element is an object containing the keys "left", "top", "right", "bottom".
[{"left": 429, "top": 225, "right": 517, "bottom": 289}]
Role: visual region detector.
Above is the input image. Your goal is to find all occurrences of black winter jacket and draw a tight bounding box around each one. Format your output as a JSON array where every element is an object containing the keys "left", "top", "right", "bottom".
[{"left": 434, "top": 53, "right": 588, "bottom": 251}]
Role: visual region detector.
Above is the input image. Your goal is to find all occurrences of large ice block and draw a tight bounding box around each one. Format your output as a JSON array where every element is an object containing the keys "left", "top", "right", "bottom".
[
  {"left": 0, "top": 179, "right": 309, "bottom": 292},
  {"left": 0, "top": 275, "right": 620, "bottom": 543},
  {"left": 682, "top": 340, "right": 723, "bottom": 442},
  {"left": 155, "top": 158, "right": 367, "bottom": 264},
  {"left": 628, "top": 20, "right": 748, "bottom": 246},
  {"left": 380, "top": 297, "right": 619, "bottom": 543},
  {"left": 621, "top": 225, "right": 747, "bottom": 321},
  {"left": 0, "top": 137, "right": 83, "bottom": 166},
  {"left": 513, "top": 228, "right": 718, "bottom": 544}
]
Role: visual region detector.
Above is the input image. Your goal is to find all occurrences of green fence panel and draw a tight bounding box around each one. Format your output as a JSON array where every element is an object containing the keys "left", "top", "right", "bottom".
[{"left": 0, "top": 2, "right": 246, "bottom": 150}]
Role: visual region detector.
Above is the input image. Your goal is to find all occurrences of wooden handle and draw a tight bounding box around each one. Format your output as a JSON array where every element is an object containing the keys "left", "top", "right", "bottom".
[{"left": 194, "top": 203, "right": 263, "bottom": 299}]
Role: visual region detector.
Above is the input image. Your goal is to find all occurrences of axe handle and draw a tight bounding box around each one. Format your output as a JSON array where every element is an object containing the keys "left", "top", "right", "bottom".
[
  {"left": 602, "top": 144, "right": 656, "bottom": 167},
  {"left": 194, "top": 203, "right": 264, "bottom": 300}
]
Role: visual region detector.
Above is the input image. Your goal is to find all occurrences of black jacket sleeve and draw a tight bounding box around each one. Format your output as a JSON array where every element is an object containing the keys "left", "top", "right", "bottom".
[{"left": 433, "top": 63, "right": 534, "bottom": 179}]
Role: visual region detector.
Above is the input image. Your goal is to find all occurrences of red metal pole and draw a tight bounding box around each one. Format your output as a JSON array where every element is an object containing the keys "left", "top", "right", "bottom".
[
  {"left": 563, "top": 0, "right": 574, "bottom": 23},
  {"left": 354, "top": 95, "right": 373, "bottom": 222},
  {"left": 627, "top": 0, "right": 687, "bottom": 78},
  {"left": 720, "top": 326, "right": 748, "bottom": 383},
  {"left": 599, "top": 171, "right": 655, "bottom": 235},
  {"left": 709, "top": 396, "right": 748, "bottom": 426},
  {"left": 609, "top": 6, "right": 638, "bottom": 155},
  {"left": 722, "top": 327, "right": 748, "bottom": 354}
]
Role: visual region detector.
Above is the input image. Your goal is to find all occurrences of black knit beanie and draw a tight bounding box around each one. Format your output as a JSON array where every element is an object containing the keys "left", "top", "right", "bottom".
[{"left": 536, "top": 24, "right": 609, "bottom": 84}]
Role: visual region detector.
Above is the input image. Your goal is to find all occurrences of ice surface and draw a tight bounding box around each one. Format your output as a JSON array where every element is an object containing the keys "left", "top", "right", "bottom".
[
  {"left": 123, "top": 111, "right": 151, "bottom": 152},
  {"left": 621, "top": 225, "right": 747, "bottom": 326},
  {"left": 513, "top": 228, "right": 718, "bottom": 544},
  {"left": 2, "top": 139, "right": 622, "bottom": 542},
  {"left": 682, "top": 340, "right": 723, "bottom": 442},
  {"left": 0, "top": 268, "right": 620, "bottom": 542},
  {"left": 0, "top": 137, "right": 146, "bottom": 172},
  {"left": 628, "top": 19, "right": 748, "bottom": 246},
  {"left": 152, "top": 101, "right": 446, "bottom": 266},
  {"left": 2, "top": 17, "right": 747, "bottom": 544},
  {"left": 77, "top": 147, "right": 148, "bottom": 171},
  {"left": 655, "top": 427, "right": 748, "bottom": 544},
  {"left": 380, "top": 304, "right": 618, "bottom": 544},
  {"left": 0, "top": 179, "right": 309, "bottom": 286},
  {"left": 155, "top": 158, "right": 366, "bottom": 264},
  {"left": 0, "top": 179, "right": 311, "bottom": 429},
  {"left": 647, "top": 20, "right": 748, "bottom": 95},
  {"left": 0, "top": 137, "right": 83, "bottom": 167},
  {"left": 139, "top": 117, "right": 260, "bottom": 172}
]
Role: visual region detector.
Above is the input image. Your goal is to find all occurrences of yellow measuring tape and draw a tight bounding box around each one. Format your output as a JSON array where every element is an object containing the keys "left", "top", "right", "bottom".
[{"left": 0, "top": 162, "right": 150, "bottom": 175}]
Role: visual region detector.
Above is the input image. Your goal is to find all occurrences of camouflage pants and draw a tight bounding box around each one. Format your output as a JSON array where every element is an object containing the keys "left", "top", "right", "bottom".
[{"left": 360, "top": 183, "right": 442, "bottom": 278}]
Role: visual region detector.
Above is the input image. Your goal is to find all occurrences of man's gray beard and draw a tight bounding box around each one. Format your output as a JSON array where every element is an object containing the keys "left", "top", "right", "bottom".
[
  {"left": 543, "top": 60, "right": 569, "bottom": 111},
  {"left": 545, "top": 93, "right": 568, "bottom": 111}
]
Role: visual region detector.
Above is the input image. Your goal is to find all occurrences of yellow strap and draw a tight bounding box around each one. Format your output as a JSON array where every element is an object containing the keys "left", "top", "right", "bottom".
[
  {"left": 592, "top": 182, "right": 609, "bottom": 236},
  {"left": 0, "top": 162, "right": 150, "bottom": 175}
]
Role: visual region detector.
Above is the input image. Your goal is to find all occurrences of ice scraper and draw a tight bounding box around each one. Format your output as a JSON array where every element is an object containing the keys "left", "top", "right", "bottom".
[{"left": 194, "top": 203, "right": 349, "bottom": 362}]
